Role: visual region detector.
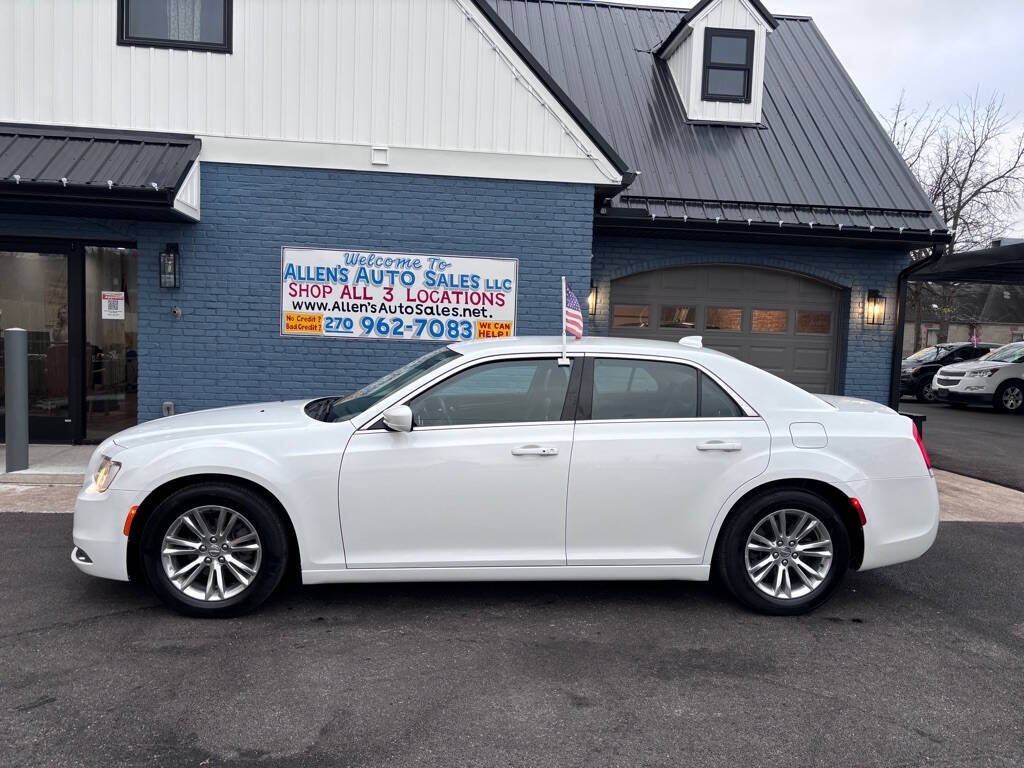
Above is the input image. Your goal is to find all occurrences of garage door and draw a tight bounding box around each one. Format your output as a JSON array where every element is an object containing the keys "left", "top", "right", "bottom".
[{"left": 609, "top": 266, "right": 843, "bottom": 394}]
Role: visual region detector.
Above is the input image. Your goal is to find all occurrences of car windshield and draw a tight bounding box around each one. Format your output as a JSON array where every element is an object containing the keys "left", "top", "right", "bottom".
[
  {"left": 982, "top": 344, "right": 1024, "bottom": 363},
  {"left": 906, "top": 345, "right": 954, "bottom": 363},
  {"left": 307, "top": 347, "right": 461, "bottom": 423}
]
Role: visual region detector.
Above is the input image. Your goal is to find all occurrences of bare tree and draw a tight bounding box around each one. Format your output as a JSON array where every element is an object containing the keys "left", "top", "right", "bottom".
[{"left": 883, "top": 91, "right": 1024, "bottom": 347}]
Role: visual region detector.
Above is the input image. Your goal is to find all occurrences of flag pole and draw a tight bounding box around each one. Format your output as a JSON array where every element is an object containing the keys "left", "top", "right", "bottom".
[{"left": 559, "top": 275, "right": 569, "bottom": 366}]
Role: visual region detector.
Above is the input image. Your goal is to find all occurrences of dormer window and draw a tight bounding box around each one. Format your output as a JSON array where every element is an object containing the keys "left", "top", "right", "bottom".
[{"left": 702, "top": 29, "right": 754, "bottom": 103}]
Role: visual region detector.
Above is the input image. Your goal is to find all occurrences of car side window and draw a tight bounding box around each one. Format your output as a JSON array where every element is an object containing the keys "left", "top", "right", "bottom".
[
  {"left": 409, "top": 358, "right": 571, "bottom": 427},
  {"left": 700, "top": 374, "right": 744, "bottom": 417},
  {"left": 592, "top": 359, "right": 698, "bottom": 419}
]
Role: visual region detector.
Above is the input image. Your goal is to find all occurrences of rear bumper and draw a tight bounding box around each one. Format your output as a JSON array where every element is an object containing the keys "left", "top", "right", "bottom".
[
  {"left": 71, "top": 486, "right": 143, "bottom": 582},
  {"left": 854, "top": 475, "right": 940, "bottom": 571}
]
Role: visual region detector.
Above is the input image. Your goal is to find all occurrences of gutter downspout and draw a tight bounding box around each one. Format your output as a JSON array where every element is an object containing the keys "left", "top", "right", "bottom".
[{"left": 888, "top": 245, "right": 945, "bottom": 410}]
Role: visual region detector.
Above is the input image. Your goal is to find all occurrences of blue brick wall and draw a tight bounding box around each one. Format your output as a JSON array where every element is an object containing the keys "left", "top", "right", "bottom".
[
  {"left": 0, "top": 163, "right": 594, "bottom": 420},
  {"left": 592, "top": 235, "right": 910, "bottom": 403}
]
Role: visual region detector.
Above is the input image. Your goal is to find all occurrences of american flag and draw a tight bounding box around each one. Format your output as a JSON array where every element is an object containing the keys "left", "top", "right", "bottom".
[{"left": 564, "top": 283, "right": 584, "bottom": 339}]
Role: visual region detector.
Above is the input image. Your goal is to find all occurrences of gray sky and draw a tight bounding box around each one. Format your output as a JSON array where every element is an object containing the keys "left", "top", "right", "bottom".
[{"left": 617, "top": 0, "right": 1024, "bottom": 236}]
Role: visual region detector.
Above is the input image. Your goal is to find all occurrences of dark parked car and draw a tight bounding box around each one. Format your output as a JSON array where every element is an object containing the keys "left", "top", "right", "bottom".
[{"left": 900, "top": 342, "right": 1000, "bottom": 402}]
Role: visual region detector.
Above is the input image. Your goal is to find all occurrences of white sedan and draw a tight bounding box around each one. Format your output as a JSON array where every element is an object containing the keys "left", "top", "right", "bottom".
[{"left": 72, "top": 336, "right": 939, "bottom": 617}]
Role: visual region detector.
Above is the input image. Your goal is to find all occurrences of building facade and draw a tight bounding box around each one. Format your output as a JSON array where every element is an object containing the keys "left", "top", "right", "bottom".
[{"left": 0, "top": 0, "right": 946, "bottom": 443}]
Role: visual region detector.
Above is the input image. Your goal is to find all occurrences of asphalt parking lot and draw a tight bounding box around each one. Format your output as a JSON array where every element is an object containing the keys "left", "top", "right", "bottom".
[
  {"left": 2, "top": 513, "right": 1022, "bottom": 768},
  {"left": 900, "top": 401, "right": 1024, "bottom": 491}
]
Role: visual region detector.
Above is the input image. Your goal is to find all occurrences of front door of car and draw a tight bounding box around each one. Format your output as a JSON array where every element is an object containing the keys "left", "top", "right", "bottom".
[
  {"left": 338, "top": 356, "right": 580, "bottom": 568},
  {"left": 566, "top": 356, "right": 771, "bottom": 565}
]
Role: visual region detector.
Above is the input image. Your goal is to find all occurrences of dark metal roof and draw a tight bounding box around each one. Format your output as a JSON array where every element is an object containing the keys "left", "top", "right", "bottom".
[
  {"left": 486, "top": 0, "right": 947, "bottom": 243},
  {"left": 656, "top": 0, "right": 778, "bottom": 57},
  {"left": 0, "top": 123, "right": 200, "bottom": 221},
  {"left": 913, "top": 242, "right": 1024, "bottom": 285}
]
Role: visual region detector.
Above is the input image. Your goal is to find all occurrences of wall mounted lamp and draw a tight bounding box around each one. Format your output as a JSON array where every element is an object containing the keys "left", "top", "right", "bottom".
[
  {"left": 865, "top": 289, "right": 886, "bottom": 325},
  {"left": 160, "top": 243, "right": 181, "bottom": 289}
]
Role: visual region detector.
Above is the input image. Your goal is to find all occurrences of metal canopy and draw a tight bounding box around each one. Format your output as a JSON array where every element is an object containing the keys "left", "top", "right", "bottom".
[
  {"left": 0, "top": 123, "right": 201, "bottom": 222},
  {"left": 911, "top": 242, "right": 1024, "bottom": 284}
]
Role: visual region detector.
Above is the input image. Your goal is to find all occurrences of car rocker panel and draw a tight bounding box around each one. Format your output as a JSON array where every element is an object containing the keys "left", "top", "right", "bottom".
[{"left": 72, "top": 336, "right": 940, "bottom": 617}]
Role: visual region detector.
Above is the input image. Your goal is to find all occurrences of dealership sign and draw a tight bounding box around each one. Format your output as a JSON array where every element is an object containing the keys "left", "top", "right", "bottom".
[{"left": 281, "top": 247, "right": 517, "bottom": 341}]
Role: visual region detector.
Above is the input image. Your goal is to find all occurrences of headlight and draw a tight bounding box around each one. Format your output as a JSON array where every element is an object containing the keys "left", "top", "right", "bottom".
[
  {"left": 966, "top": 368, "right": 999, "bottom": 378},
  {"left": 94, "top": 456, "right": 122, "bottom": 492}
]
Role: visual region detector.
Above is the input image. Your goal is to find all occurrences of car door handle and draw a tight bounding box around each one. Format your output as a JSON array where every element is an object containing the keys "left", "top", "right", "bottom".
[
  {"left": 696, "top": 441, "right": 742, "bottom": 452},
  {"left": 511, "top": 444, "right": 559, "bottom": 456}
]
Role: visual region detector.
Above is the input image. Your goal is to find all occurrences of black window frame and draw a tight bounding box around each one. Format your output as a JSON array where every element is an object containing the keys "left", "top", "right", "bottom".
[
  {"left": 701, "top": 28, "right": 755, "bottom": 104},
  {"left": 117, "top": 0, "right": 233, "bottom": 54}
]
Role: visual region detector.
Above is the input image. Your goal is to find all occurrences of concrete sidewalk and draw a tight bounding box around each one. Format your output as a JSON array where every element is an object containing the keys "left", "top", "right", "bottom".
[
  {"left": 1, "top": 467, "right": 1021, "bottom": 521},
  {"left": 0, "top": 443, "right": 93, "bottom": 484}
]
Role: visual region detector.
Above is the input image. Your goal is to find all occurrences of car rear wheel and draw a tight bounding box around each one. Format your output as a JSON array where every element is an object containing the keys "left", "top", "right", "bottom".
[
  {"left": 140, "top": 482, "right": 289, "bottom": 617},
  {"left": 717, "top": 489, "right": 850, "bottom": 616},
  {"left": 994, "top": 380, "right": 1024, "bottom": 413},
  {"left": 916, "top": 377, "right": 937, "bottom": 403}
]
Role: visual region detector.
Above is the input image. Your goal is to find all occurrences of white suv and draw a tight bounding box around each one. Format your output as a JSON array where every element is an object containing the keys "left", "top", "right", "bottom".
[{"left": 932, "top": 342, "right": 1024, "bottom": 413}]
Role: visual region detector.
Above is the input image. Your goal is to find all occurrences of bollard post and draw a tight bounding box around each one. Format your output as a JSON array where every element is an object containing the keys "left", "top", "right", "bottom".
[{"left": 4, "top": 328, "right": 29, "bottom": 472}]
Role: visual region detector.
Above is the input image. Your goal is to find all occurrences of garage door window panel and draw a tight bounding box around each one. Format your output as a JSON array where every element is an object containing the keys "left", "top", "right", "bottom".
[
  {"left": 660, "top": 305, "right": 696, "bottom": 329},
  {"left": 752, "top": 309, "right": 788, "bottom": 334},
  {"left": 410, "top": 358, "right": 571, "bottom": 427},
  {"left": 613, "top": 304, "right": 650, "bottom": 328},
  {"left": 796, "top": 310, "right": 832, "bottom": 335},
  {"left": 706, "top": 307, "right": 743, "bottom": 331}
]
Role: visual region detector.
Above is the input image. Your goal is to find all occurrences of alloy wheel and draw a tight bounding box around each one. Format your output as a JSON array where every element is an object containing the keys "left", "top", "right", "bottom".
[
  {"left": 744, "top": 509, "right": 833, "bottom": 599},
  {"left": 160, "top": 505, "right": 262, "bottom": 601},
  {"left": 1003, "top": 385, "right": 1023, "bottom": 411}
]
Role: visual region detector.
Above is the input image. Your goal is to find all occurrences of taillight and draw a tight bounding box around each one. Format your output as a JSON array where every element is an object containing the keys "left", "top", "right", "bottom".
[{"left": 912, "top": 422, "right": 932, "bottom": 472}]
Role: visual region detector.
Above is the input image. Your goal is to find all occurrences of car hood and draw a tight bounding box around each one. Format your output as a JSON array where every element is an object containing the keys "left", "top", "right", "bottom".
[
  {"left": 111, "top": 400, "right": 314, "bottom": 449},
  {"left": 938, "top": 360, "right": 1011, "bottom": 374}
]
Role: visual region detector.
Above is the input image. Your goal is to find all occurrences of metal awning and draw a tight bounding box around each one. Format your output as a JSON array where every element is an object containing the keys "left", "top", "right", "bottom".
[
  {"left": 911, "top": 241, "right": 1024, "bottom": 284},
  {"left": 0, "top": 123, "right": 201, "bottom": 222}
]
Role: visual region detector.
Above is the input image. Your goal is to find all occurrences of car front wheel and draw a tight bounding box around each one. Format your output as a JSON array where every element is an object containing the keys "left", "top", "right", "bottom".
[
  {"left": 916, "top": 378, "right": 937, "bottom": 403},
  {"left": 140, "top": 482, "right": 289, "bottom": 617},
  {"left": 994, "top": 380, "right": 1024, "bottom": 413},
  {"left": 717, "top": 489, "right": 850, "bottom": 615}
]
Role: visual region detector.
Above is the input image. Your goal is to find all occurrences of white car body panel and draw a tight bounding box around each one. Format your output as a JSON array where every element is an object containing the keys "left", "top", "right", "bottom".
[{"left": 71, "top": 336, "right": 939, "bottom": 589}]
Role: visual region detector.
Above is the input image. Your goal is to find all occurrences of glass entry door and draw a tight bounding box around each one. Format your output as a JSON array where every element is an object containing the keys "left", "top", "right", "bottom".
[
  {"left": 0, "top": 249, "right": 73, "bottom": 442},
  {"left": 85, "top": 247, "right": 139, "bottom": 441},
  {"left": 1, "top": 240, "right": 139, "bottom": 443}
]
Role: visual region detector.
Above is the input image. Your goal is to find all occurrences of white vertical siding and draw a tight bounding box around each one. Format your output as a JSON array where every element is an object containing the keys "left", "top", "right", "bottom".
[
  {"left": 0, "top": 0, "right": 619, "bottom": 184},
  {"left": 666, "top": 0, "right": 768, "bottom": 125}
]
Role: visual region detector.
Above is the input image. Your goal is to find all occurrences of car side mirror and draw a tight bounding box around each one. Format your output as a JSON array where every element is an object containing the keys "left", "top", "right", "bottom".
[{"left": 382, "top": 404, "right": 413, "bottom": 432}]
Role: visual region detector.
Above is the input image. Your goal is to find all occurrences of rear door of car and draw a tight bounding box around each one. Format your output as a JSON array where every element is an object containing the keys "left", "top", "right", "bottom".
[{"left": 565, "top": 355, "right": 771, "bottom": 565}]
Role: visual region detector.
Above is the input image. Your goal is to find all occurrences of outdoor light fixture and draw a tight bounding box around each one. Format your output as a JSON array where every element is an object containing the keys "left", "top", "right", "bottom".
[
  {"left": 159, "top": 243, "right": 181, "bottom": 289},
  {"left": 587, "top": 282, "right": 597, "bottom": 317},
  {"left": 865, "top": 289, "right": 886, "bottom": 325}
]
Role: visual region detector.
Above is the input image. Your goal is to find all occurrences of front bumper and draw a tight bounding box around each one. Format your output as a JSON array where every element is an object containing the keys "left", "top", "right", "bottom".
[
  {"left": 71, "top": 485, "right": 144, "bottom": 581},
  {"left": 899, "top": 375, "right": 919, "bottom": 396},
  {"left": 932, "top": 388, "right": 992, "bottom": 405}
]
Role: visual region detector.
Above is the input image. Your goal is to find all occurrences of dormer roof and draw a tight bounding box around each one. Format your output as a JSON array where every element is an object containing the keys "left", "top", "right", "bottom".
[{"left": 656, "top": 0, "right": 779, "bottom": 58}]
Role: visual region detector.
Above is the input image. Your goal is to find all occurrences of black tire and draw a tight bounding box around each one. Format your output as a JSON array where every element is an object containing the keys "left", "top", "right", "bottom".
[
  {"left": 994, "top": 380, "right": 1024, "bottom": 414},
  {"left": 140, "top": 482, "right": 289, "bottom": 617},
  {"left": 716, "top": 489, "right": 850, "bottom": 616},
  {"left": 915, "top": 377, "right": 936, "bottom": 403}
]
